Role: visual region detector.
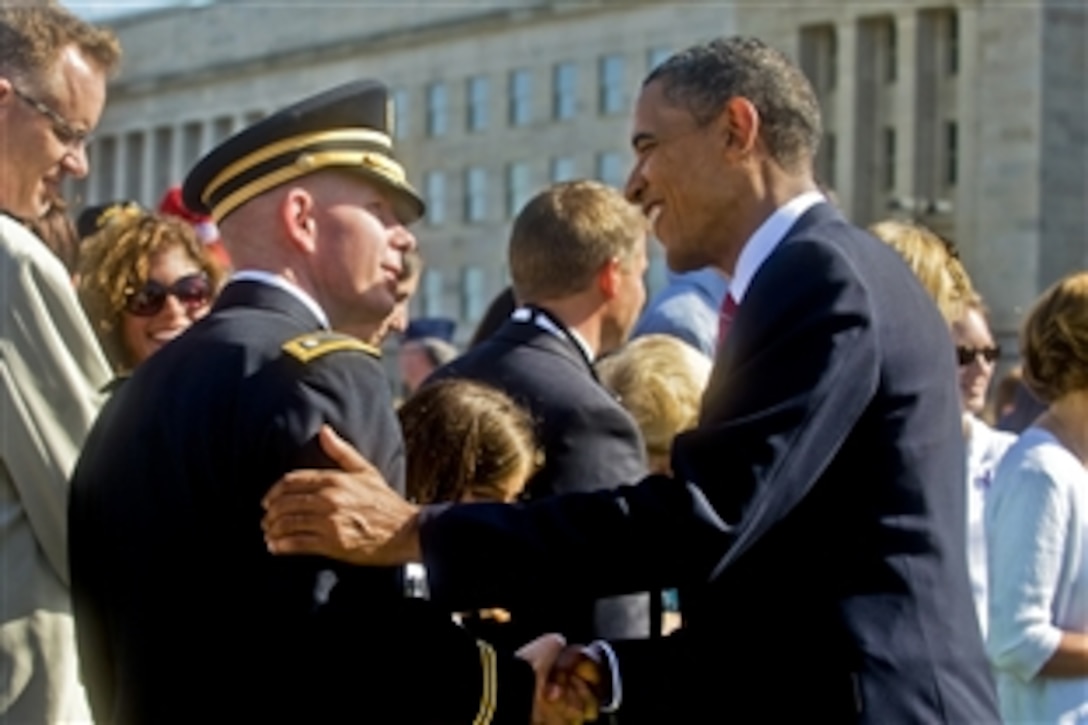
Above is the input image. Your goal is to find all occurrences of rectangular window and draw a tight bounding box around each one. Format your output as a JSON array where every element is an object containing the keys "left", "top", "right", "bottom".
[
  {"left": 422, "top": 269, "right": 444, "bottom": 318},
  {"left": 820, "top": 132, "right": 836, "bottom": 190},
  {"left": 945, "top": 121, "right": 958, "bottom": 186},
  {"left": 509, "top": 69, "right": 533, "bottom": 126},
  {"left": 599, "top": 54, "right": 626, "bottom": 114},
  {"left": 212, "top": 115, "right": 233, "bottom": 144},
  {"left": 93, "top": 135, "right": 118, "bottom": 199},
  {"left": 461, "top": 266, "right": 486, "bottom": 323},
  {"left": 800, "top": 24, "right": 837, "bottom": 94},
  {"left": 152, "top": 126, "right": 173, "bottom": 202},
  {"left": 883, "top": 126, "right": 897, "bottom": 191},
  {"left": 596, "top": 151, "right": 625, "bottom": 189},
  {"left": 124, "top": 131, "right": 145, "bottom": 201},
  {"left": 426, "top": 82, "right": 448, "bottom": 138},
  {"left": 181, "top": 121, "right": 203, "bottom": 170},
  {"left": 467, "top": 76, "right": 490, "bottom": 132},
  {"left": 552, "top": 62, "right": 577, "bottom": 121},
  {"left": 947, "top": 11, "right": 960, "bottom": 75},
  {"left": 550, "top": 156, "right": 576, "bottom": 183},
  {"left": 647, "top": 46, "right": 671, "bottom": 71},
  {"left": 392, "top": 89, "right": 409, "bottom": 139},
  {"left": 506, "top": 162, "right": 532, "bottom": 218},
  {"left": 424, "top": 171, "right": 446, "bottom": 226},
  {"left": 464, "top": 166, "right": 488, "bottom": 222},
  {"left": 885, "top": 19, "right": 898, "bottom": 83}
]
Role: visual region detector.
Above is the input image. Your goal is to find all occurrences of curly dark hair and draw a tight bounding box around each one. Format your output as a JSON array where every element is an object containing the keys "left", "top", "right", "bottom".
[
  {"left": 77, "top": 211, "right": 225, "bottom": 371},
  {"left": 646, "top": 37, "right": 822, "bottom": 171}
]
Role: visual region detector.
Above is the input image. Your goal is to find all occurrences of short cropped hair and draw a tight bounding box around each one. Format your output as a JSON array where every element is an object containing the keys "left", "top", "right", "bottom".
[
  {"left": 78, "top": 210, "right": 225, "bottom": 371},
  {"left": 869, "top": 219, "right": 975, "bottom": 324},
  {"left": 399, "top": 379, "right": 542, "bottom": 505},
  {"left": 509, "top": 180, "right": 646, "bottom": 302},
  {"left": 597, "top": 334, "right": 712, "bottom": 469},
  {"left": 646, "top": 37, "right": 822, "bottom": 172},
  {"left": 0, "top": 2, "right": 121, "bottom": 85},
  {"left": 1021, "top": 271, "right": 1088, "bottom": 404}
]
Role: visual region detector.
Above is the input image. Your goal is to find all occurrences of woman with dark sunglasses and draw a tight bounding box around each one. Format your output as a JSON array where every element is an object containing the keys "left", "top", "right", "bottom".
[{"left": 77, "top": 207, "right": 224, "bottom": 374}]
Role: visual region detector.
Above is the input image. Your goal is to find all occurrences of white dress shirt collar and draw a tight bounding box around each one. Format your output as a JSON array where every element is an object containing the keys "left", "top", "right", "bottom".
[
  {"left": 229, "top": 269, "right": 330, "bottom": 329},
  {"left": 729, "top": 191, "right": 826, "bottom": 303},
  {"left": 511, "top": 306, "right": 596, "bottom": 362}
]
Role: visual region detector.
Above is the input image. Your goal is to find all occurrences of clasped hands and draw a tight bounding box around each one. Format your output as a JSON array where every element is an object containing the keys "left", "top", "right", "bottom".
[
  {"left": 261, "top": 425, "right": 610, "bottom": 722},
  {"left": 516, "top": 634, "right": 609, "bottom": 724}
]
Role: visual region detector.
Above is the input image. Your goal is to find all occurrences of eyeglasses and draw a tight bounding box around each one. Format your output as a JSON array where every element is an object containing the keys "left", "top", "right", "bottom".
[
  {"left": 124, "top": 274, "right": 212, "bottom": 317},
  {"left": 11, "top": 86, "right": 93, "bottom": 151},
  {"left": 956, "top": 345, "right": 1001, "bottom": 366}
]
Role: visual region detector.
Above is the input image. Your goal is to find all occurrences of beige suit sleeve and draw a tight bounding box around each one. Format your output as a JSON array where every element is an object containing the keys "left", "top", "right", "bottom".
[{"left": 0, "top": 218, "right": 111, "bottom": 586}]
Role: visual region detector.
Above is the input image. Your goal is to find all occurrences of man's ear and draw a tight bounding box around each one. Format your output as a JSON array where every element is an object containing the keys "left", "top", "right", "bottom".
[
  {"left": 717, "top": 96, "right": 760, "bottom": 158},
  {"left": 281, "top": 187, "right": 317, "bottom": 254},
  {"left": 597, "top": 257, "right": 621, "bottom": 300}
]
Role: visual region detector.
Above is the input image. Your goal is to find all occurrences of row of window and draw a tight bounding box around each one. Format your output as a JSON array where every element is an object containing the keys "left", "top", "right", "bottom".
[
  {"left": 396, "top": 47, "right": 672, "bottom": 138},
  {"left": 420, "top": 151, "right": 627, "bottom": 226},
  {"left": 800, "top": 7, "right": 959, "bottom": 94}
]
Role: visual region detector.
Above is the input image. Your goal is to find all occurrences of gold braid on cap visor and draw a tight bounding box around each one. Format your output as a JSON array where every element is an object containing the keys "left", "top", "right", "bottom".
[{"left": 200, "top": 128, "right": 406, "bottom": 222}]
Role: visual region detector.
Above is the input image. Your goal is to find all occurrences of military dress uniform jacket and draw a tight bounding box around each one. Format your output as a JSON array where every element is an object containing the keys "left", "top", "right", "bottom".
[
  {"left": 69, "top": 280, "right": 532, "bottom": 724},
  {"left": 416, "top": 203, "right": 1000, "bottom": 723},
  {"left": 428, "top": 311, "right": 652, "bottom": 649},
  {"left": 0, "top": 213, "right": 107, "bottom": 722}
]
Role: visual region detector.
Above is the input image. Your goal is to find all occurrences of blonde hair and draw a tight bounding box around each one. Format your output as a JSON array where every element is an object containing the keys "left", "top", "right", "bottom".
[
  {"left": 78, "top": 211, "right": 225, "bottom": 371},
  {"left": 0, "top": 2, "right": 120, "bottom": 85},
  {"left": 509, "top": 180, "right": 646, "bottom": 302},
  {"left": 1020, "top": 271, "right": 1088, "bottom": 404},
  {"left": 869, "top": 219, "right": 974, "bottom": 323},
  {"left": 597, "top": 334, "right": 712, "bottom": 470}
]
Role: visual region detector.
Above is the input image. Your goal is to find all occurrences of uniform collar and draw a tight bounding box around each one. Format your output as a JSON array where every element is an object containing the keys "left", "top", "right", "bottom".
[{"left": 228, "top": 269, "right": 330, "bottom": 329}]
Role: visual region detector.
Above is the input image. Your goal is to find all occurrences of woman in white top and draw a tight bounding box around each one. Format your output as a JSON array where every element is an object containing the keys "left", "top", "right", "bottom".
[
  {"left": 953, "top": 299, "right": 1015, "bottom": 637},
  {"left": 986, "top": 271, "right": 1088, "bottom": 724}
]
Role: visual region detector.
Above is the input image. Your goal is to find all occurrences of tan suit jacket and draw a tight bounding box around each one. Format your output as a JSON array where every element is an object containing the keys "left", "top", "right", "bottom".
[{"left": 0, "top": 214, "right": 110, "bottom": 723}]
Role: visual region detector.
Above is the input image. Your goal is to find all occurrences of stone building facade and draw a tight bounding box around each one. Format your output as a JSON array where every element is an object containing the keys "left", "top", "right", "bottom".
[{"left": 78, "top": 0, "right": 1085, "bottom": 352}]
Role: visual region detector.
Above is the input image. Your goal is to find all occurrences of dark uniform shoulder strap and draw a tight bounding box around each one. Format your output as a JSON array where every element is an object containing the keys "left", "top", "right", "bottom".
[{"left": 281, "top": 331, "right": 380, "bottom": 362}]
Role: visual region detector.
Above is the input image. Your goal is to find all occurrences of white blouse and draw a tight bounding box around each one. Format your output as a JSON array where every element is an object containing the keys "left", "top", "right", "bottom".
[{"left": 986, "top": 427, "right": 1088, "bottom": 724}]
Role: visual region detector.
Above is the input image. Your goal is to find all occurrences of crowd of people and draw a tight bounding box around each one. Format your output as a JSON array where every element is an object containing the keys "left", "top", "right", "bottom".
[{"left": 1, "top": 2, "right": 1085, "bottom": 724}]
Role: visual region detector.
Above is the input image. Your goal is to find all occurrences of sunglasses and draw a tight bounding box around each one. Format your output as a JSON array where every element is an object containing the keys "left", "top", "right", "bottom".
[
  {"left": 956, "top": 345, "right": 1001, "bottom": 366},
  {"left": 124, "top": 273, "right": 212, "bottom": 317}
]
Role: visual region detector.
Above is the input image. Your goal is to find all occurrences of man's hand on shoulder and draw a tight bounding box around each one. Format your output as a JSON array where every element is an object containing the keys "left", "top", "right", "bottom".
[{"left": 262, "top": 424, "right": 421, "bottom": 566}]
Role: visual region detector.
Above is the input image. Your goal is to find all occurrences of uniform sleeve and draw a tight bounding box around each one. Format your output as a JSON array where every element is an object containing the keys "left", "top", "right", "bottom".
[
  {"left": 985, "top": 458, "right": 1069, "bottom": 681},
  {"left": 420, "top": 238, "right": 881, "bottom": 610},
  {"left": 0, "top": 227, "right": 110, "bottom": 585},
  {"left": 268, "top": 348, "right": 535, "bottom": 723}
]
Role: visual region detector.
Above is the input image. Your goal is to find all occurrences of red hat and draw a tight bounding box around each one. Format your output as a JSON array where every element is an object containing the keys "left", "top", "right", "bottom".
[
  {"left": 159, "top": 186, "right": 219, "bottom": 245},
  {"left": 158, "top": 185, "right": 232, "bottom": 270}
]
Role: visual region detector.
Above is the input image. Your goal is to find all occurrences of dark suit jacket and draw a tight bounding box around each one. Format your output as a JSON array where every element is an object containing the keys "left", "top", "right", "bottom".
[
  {"left": 69, "top": 281, "right": 532, "bottom": 724},
  {"left": 418, "top": 204, "right": 999, "bottom": 723},
  {"left": 427, "top": 312, "right": 652, "bottom": 648}
]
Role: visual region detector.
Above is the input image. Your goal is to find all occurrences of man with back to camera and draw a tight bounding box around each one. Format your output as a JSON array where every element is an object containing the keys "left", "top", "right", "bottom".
[
  {"left": 68, "top": 80, "right": 580, "bottom": 724},
  {"left": 261, "top": 38, "right": 1000, "bottom": 722},
  {"left": 0, "top": 4, "right": 119, "bottom": 721},
  {"left": 426, "top": 180, "right": 654, "bottom": 652}
]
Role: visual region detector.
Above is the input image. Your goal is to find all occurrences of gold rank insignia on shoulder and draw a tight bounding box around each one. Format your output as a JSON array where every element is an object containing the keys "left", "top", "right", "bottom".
[{"left": 282, "top": 332, "right": 380, "bottom": 362}]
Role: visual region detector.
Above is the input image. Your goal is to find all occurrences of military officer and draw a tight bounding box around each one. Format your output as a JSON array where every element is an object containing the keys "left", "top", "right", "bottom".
[{"left": 68, "top": 81, "right": 544, "bottom": 724}]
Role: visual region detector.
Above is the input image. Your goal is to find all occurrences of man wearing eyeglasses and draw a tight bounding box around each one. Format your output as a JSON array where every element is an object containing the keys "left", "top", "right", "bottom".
[{"left": 0, "top": 4, "right": 121, "bottom": 723}]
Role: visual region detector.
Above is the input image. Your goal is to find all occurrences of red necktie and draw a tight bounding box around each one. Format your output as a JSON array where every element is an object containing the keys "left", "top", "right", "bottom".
[{"left": 717, "top": 293, "right": 738, "bottom": 351}]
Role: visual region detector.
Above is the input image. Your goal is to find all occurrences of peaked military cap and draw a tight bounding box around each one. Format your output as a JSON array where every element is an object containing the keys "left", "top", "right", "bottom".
[{"left": 182, "top": 80, "right": 424, "bottom": 225}]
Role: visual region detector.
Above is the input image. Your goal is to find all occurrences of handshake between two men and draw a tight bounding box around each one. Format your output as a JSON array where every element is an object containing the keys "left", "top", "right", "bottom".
[{"left": 261, "top": 426, "right": 613, "bottom": 724}]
